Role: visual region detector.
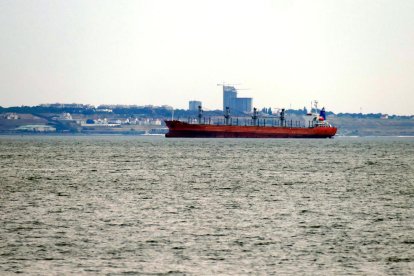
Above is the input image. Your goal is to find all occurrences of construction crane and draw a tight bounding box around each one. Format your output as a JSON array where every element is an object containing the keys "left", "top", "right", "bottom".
[
  {"left": 217, "top": 82, "right": 240, "bottom": 87},
  {"left": 216, "top": 83, "right": 249, "bottom": 90}
]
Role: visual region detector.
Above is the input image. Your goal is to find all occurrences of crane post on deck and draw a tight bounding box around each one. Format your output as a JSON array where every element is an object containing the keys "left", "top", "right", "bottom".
[{"left": 197, "top": 105, "right": 203, "bottom": 124}]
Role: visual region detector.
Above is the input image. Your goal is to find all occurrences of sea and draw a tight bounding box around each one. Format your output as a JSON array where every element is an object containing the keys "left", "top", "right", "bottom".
[{"left": 1, "top": 136, "right": 413, "bottom": 275}]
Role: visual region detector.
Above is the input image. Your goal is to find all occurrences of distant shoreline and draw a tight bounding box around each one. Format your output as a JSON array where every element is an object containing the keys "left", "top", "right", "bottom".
[{"left": 1, "top": 133, "right": 414, "bottom": 138}]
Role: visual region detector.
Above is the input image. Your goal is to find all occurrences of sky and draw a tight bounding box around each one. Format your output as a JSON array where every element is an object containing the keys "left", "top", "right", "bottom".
[{"left": 0, "top": 0, "right": 413, "bottom": 115}]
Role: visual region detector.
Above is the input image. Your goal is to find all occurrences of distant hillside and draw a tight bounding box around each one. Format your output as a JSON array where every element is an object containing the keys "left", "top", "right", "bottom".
[
  {"left": 330, "top": 117, "right": 414, "bottom": 136},
  {"left": 1, "top": 105, "right": 413, "bottom": 136}
]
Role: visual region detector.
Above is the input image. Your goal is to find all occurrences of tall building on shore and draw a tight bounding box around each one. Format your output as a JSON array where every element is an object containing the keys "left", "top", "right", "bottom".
[
  {"left": 222, "top": 85, "right": 252, "bottom": 113},
  {"left": 235, "top": 98, "right": 253, "bottom": 113},
  {"left": 189, "top": 100, "right": 202, "bottom": 111},
  {"left": 223, "top": 86, "right": 237, "bottom": 112}
]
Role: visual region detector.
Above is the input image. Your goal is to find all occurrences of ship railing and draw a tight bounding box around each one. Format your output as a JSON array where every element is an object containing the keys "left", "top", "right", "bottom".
[{"left": 175, "top": 117, "right": 317, "bottom": 128}]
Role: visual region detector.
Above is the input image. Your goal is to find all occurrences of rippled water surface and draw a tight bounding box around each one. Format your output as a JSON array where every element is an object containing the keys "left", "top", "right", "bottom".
[{"left": 1, "top": 136, "right": 413, "bottom": 275}]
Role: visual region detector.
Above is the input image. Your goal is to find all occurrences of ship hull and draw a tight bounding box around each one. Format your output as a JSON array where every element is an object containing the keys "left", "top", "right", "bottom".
[{"left": 165, "top": 120, "right": 337, "bottom": 138}]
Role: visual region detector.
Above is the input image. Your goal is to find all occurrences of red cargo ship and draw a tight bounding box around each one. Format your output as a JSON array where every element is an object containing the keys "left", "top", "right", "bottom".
[{"left": 165, "top": 106, "right": 337, "bottom": 138}]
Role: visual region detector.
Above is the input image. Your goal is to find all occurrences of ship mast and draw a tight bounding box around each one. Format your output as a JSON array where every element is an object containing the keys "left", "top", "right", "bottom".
[
  {"left": 252, "top": 107, "right": 258, "bottom": 126},
  {"left": 197, "top": 105, "right": 203, "bottom": 124},
  {"left": 224, "top": 106, "right": 231, "bottom": 125},
  {"left": 280, "top": 108, "right": 285, "bottom": 126}
]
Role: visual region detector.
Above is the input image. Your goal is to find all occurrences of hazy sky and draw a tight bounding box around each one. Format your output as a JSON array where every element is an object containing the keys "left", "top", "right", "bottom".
[{"left": 1, "top": 0, "right": 413, "bottom": 114}]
